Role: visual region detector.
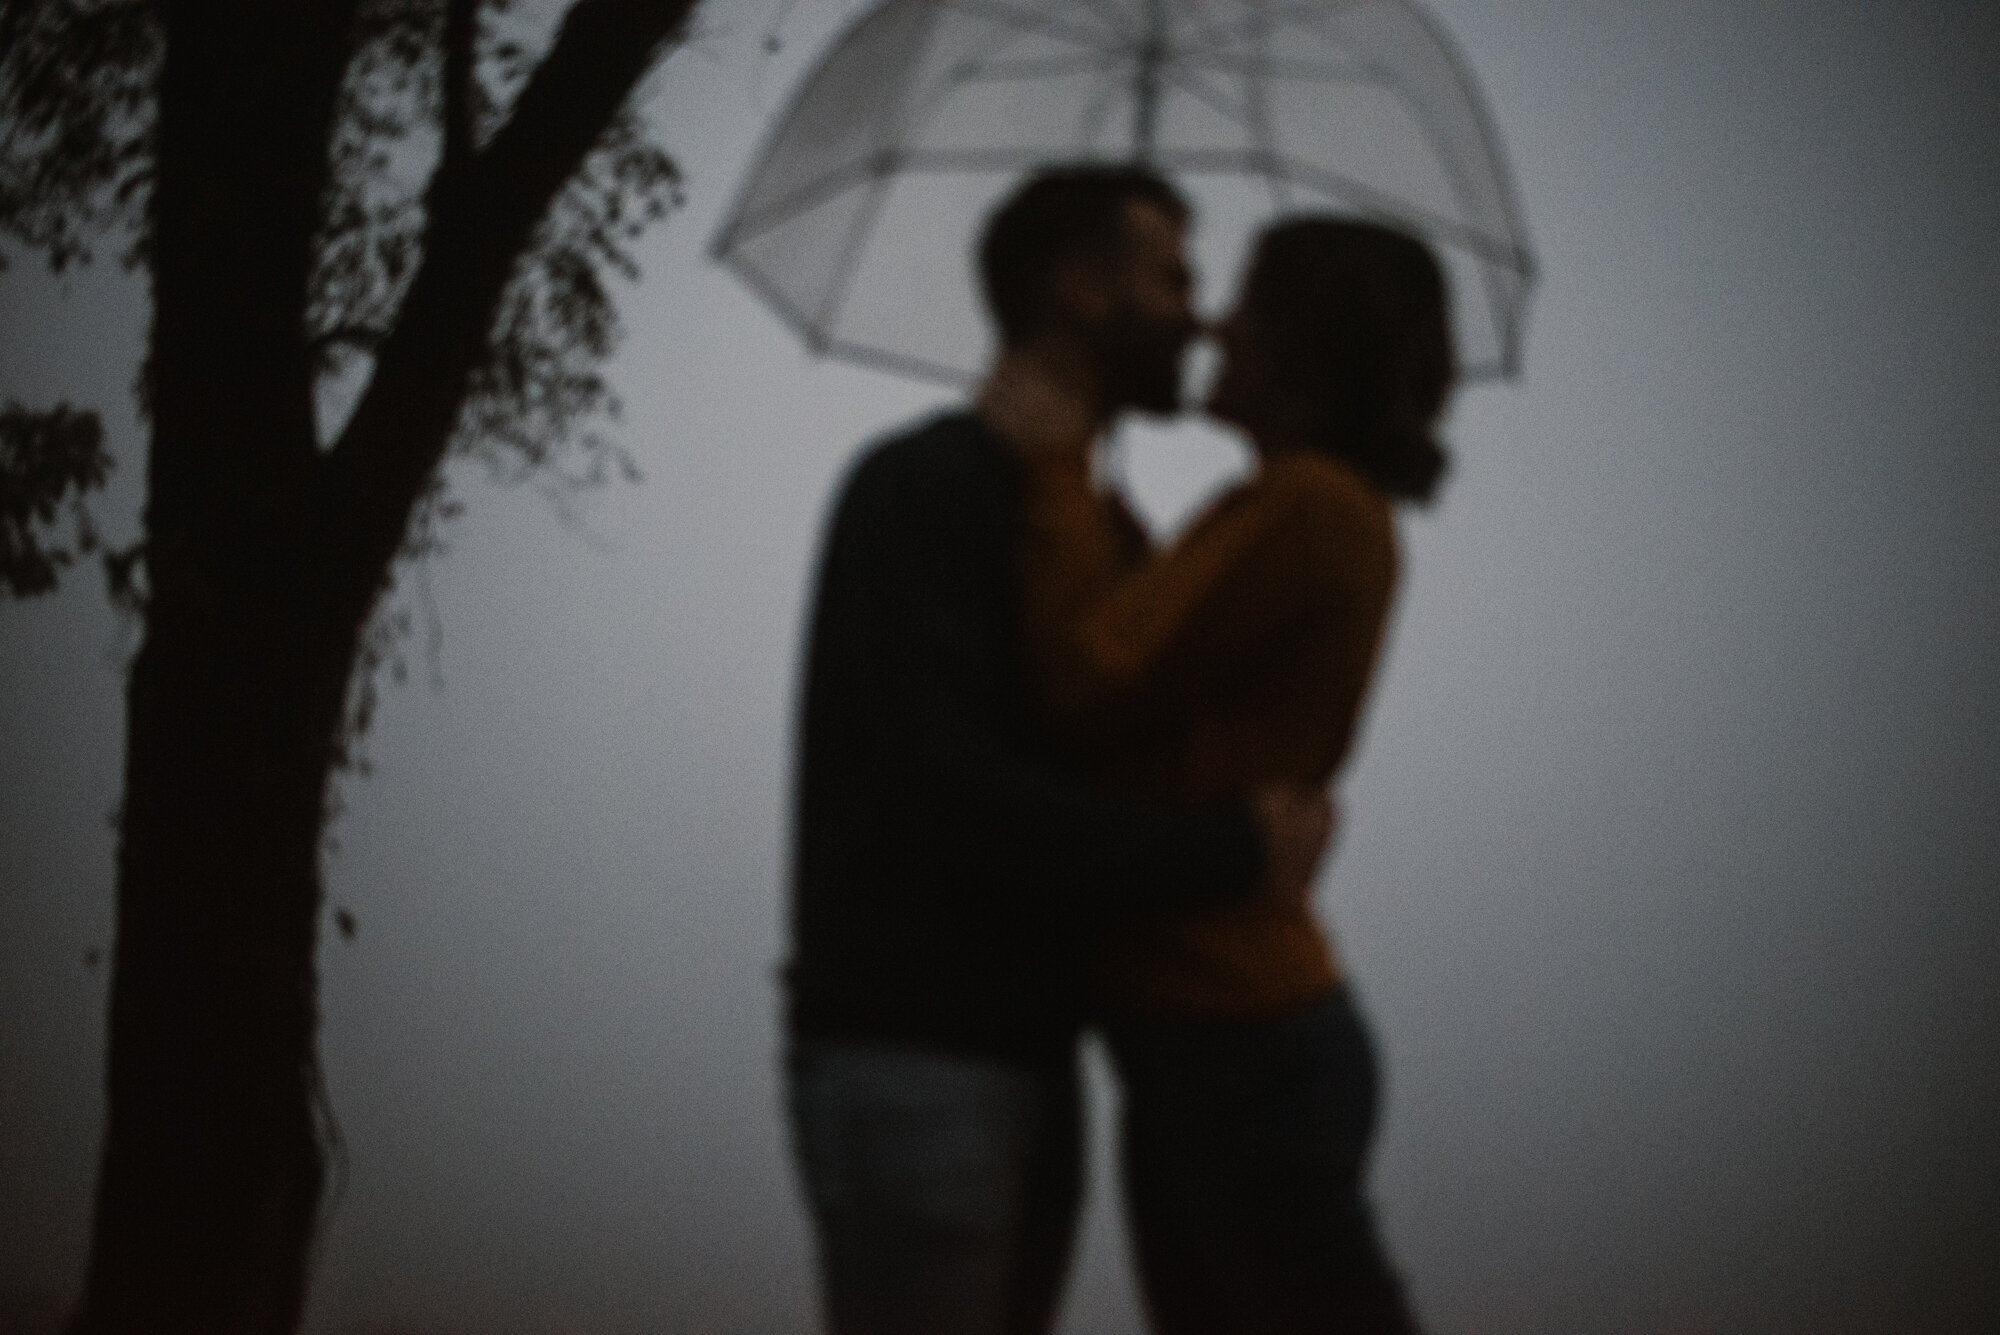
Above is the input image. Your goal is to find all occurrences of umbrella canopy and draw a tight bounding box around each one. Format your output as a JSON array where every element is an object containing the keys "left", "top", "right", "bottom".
[{"left": 713, "top": 0, "right": 1534, "bottom": 386}]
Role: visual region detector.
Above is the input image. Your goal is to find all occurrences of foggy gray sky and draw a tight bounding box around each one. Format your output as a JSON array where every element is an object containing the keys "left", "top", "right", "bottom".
[{"left": 4, "top": 2, "right": 1998, "bottom": 1332}]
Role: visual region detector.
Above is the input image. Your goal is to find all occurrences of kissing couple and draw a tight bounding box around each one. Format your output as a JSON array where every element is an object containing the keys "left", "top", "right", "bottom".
[{"left": 787, "top": 164, "right": 1453, "bottom": 1335}]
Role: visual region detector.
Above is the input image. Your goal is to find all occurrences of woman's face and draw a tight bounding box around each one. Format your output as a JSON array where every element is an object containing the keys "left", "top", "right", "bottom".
[{"left": 1202, "top": 301, "right": 1271, "bottom": 439}]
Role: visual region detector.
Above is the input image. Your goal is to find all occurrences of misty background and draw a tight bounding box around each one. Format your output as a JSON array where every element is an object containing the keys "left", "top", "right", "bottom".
[{"left": 3, "top": 1, "right": 1997, "bottom": 1331}]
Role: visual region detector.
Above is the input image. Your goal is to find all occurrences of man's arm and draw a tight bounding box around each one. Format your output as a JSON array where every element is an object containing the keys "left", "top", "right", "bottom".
[{"left": 850, "top": 441, "right": 1266, "bottom": 929}]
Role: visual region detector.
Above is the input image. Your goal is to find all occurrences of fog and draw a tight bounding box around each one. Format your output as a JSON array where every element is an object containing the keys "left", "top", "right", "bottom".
[{"left": 3, "top": 2, "right": 1997, "bottom": 1331}]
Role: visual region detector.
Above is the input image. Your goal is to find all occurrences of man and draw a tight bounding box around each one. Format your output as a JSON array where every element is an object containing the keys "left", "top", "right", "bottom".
[{"left": 786, "top": 165, "right": 1334, "bottom": 1335}]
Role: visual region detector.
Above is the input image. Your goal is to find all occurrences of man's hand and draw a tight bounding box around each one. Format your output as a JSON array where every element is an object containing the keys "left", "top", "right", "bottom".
[{"left": 1250, "top": 785, "right": 1337, "bottom": 907}]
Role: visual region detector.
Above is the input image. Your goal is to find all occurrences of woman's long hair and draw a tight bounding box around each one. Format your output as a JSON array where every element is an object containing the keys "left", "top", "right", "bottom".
[{"left": 1240, "top": 218, "right": 1457, "bottom": 502}]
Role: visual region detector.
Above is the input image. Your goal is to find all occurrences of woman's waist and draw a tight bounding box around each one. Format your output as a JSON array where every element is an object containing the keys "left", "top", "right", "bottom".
[{"left": 1094, "top": 895, "right": 1340, "bottom": 1019}]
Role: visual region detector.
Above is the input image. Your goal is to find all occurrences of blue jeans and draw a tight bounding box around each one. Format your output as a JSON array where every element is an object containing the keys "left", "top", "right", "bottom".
[
  {"left": 1106, "top": 987, "right": 1419, "bottom": 1335},
  {"left": 787, "top": 1041, "right": 1082, "bottom": 1335}
]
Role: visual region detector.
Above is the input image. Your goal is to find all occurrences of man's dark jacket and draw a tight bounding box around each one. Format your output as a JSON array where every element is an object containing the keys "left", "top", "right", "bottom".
[{"left": 789, "top": 412, "right": 1263, "bottom": 1068}]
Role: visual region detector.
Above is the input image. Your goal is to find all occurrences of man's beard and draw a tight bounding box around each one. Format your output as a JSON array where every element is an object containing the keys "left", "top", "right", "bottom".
[{"left": 1092, "top": 305, "right": 1188, "bottom": 416}]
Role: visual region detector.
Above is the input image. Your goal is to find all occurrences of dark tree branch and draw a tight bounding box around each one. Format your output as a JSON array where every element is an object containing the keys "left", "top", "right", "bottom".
[
  {"left": 326, "top": 0, "right": 696, "bottom": 575},
  {"left": 436, "top": 0, "right": 475, "bottom": 185},
  {"left": 470, "top": 0, "right": 691, "bottom": 217}
]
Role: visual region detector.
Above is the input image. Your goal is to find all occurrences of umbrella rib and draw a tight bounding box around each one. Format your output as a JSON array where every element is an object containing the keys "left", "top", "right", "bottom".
[
  {"left": 1394, "top": 0, "right": 1536, "bottom": 281},
  {"left": 720, "top": 247, "right": 984, "bottom": 387},
  {"left": 822, "top": 336, "right": 979, "bottom": 388},
  {"left": 939, "top": 0, "right": 1121, "bottom": 50},
  {"left": 718, "top": 158, "right": 880, "bottom": 244},
  {"left": 1169, "top": 1, "right": 1242, "bottom": 62},
  {"left": 1068, "top": 0, "right": 1140, "bottom": 41},
  {"left": 891, "top": 147, "right": 1121, "bottom": 172},
  {"left": 1160, "top": 147, "right": 1531, "bottom": 271},
  {"left": 1077, "top": 67, "right": 1124, "bottom": 153},
  {"left": 709, "top": 0, "right": 915, "bottom": 255},
  {"left": 1179, "top": 54, "right": 1384, "bottom": 83},
  {"left": 1393, "top": 92, "right": 1523, "bottom": 373},
  {"left": 717, "top": 0, "right": 948, "bottom": 249},
  {"left": 1376, "top": 0, "right": 1538, "bottom": 374},
  {"left": 1259, "top": 1, "right": 1370, "bottom": 27},
  {"left": 742, "top": 145, "right": 1176, "bottom": 190},
  {"left": 1242, "top": 9, "right": 1292, "bottom": 215},
  {"left": 717, "top": 247, "right": 836, "bottom": 355},
  {"left": 809, "top": 168, "right": 897, "bottom": 338},
  {"left": 1159, "top": 62, "right": 1252, "bottom": 131},
  {"left": 723, "top": 1, "right": 1023, "bottom": 245},
  {"left": 950, "top": 53, "right": 1122, "bottom": 81},
  {"left": 1252, "top": 1, "right": 1535, "bottom": 375},
  {"left": 1172, "top": 4, "right": 1305, "bottom": 63},
  {"left": 1281, "top": 2, "right": 1533, "bottom": 266},
  {"left": 806, "top": 0, "right": 966, "bottom": 341},
  {"left": 1322, "top": 14, "right": 1534, "bottom": 372},
  {"left": 903, "top": 3, "right": 1069, "bottom": 135}
]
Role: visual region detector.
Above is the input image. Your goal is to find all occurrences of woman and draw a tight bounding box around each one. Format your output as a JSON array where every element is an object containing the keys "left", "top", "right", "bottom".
[{"left": 1011, "top": 218, "right": 1454, "bottom": 1335}]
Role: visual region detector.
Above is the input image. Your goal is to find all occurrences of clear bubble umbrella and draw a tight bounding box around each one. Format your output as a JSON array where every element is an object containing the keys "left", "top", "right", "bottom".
[{"left": 712, "top": 0, "right": 1535, "bottom": 386}]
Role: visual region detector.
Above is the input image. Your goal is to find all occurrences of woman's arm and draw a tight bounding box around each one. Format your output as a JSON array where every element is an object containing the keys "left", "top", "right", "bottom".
[{"left": 1016, "top": 451, "right": 1394, "bottom": 762}]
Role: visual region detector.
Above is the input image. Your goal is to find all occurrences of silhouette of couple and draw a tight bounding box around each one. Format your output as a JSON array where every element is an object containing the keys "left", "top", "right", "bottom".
[{"left": 787, "top": 165, "right": 1452, "bottom": 1335}]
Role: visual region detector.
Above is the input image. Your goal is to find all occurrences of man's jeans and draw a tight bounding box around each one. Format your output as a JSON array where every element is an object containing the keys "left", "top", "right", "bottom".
[{"left": 788, "top": 1040, "right": 1082, "bottom": 1335}]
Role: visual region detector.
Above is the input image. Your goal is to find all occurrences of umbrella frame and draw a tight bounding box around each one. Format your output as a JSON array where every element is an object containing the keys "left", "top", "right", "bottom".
[{"left": 714, "top": 0, "right": 1536, "bottom": 385}]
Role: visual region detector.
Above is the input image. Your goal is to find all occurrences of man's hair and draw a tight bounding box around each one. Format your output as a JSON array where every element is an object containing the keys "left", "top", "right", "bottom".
[
  {"left": 1242, "top": 217, "right": 1457, "bottom": 502},
  {"left": 978, "top": 164, "right": 1190, "bottom": 345}
]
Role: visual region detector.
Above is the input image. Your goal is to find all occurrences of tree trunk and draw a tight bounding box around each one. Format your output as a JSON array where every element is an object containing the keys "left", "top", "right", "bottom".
[
  {"left": 71, "top": 4, "right": 359, "bottom": 1330},
  {"left": 68, "top": 3, "right": 698, "bottom": 1326},
  {"left": 77, "top": 572, "right": 358, "bottom": 1334}
]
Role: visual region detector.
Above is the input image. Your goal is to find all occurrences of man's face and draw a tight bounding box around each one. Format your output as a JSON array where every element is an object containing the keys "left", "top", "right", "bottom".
[{"left": 1088, "top": 199, "right": 1197, "bottom": 416}]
